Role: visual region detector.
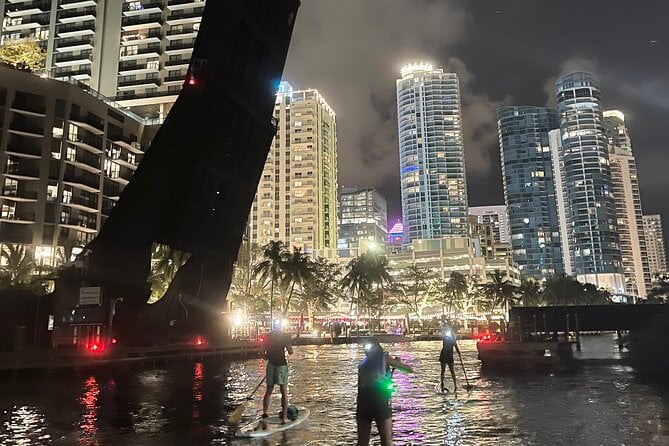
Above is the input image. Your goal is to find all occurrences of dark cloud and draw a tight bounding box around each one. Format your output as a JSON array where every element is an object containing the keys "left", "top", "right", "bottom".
[{"left": 284, "top": 0, "right": 669, "bottom": 241}]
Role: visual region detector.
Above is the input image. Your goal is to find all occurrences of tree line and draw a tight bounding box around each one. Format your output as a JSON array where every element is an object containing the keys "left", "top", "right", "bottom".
[{"left": 219, "top": 241, "right": 615, "bottom": 333}]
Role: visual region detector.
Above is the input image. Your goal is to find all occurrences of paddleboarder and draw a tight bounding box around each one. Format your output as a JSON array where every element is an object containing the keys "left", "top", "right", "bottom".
[
  {"left": 439, "top": 325, "right": 460, "bottom": 393},
  {"left": 262, "top": 327, "right": 293, "bottom": 423},
  {"left": 357, "top": 338, "right": 413, "bottom": 446}
]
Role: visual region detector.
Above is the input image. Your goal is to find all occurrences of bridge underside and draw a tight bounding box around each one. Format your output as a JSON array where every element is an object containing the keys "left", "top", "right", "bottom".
[
  {"left": 510, "top": 304, "right": 668, "bottom": 333},
  {"left": 54, "top": 0, "right": 300, "bottom": 344}
]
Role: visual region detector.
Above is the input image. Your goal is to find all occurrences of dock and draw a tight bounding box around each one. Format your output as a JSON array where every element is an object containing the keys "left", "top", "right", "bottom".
[{"left": 0, "top": 341, "right": 262, "bottom": 373}]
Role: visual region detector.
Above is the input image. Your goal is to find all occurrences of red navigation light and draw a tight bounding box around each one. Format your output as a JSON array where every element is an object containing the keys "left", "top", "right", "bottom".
[
  {"left": 195, "top": 336, "right": 205, "bottom": 346},
  {"left": 85, "top": 339, "right": 106, "bottom": 355}
]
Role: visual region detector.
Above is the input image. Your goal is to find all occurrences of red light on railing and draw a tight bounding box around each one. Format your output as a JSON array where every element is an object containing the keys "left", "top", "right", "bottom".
[{"left": 195, "top": 336, "right": 205, "bottom": 346}]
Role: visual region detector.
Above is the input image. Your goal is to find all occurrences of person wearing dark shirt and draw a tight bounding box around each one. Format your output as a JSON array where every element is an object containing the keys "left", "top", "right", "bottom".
[
  {"left": 357, "top": 339, "right": 413, "bottom": 446},
  {"left": 262, "top": 328, "right": 293, "bottom": 423},
  {"left": 439, "top": 325, "right": 460, "bottom": 392}
]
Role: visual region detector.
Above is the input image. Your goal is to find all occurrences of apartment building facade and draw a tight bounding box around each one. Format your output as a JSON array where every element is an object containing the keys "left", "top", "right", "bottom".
[
  {"left": 249, "top": 82, "right": 338, "bottom": 253},
  {"left": 0, "top": 64, "right": 147, "bottom": 266},
  {"left": 1, "top": 0, "right": 206, "bottom": 119}
]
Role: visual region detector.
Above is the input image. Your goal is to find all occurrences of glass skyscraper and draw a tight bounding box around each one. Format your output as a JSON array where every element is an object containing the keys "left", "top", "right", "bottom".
[
  {"left": 553, "top": 72, "right": 624, "bottom": 292},
  {"left": 497, "top": 106, "right": 563, "bottom": 279},
  {"left": 396, "top": 62, "right": 468, "bottom": 244}
]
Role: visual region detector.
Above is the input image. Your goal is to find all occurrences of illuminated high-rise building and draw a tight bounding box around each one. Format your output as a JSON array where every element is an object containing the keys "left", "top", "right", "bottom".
[
  {"left": 337, "top": 186, "right": 387, "bottom": 258},
  {"left": 603, "top": 110, "right": 651, "bottom": 297},
  {"left": 396, "top": 62, "right": 468, "bottom": 244},
  {"left": 643, "top": 214, "right": 668, "bottom": 277},
  {"left": 249, "top": 82, "right": 338, "bottom": 253},
  {"left": 553, "top": 72, "right": 624, "bottom": 292},
  {"left": 497, "top": 106, "right": 562, "bottom": 279}
]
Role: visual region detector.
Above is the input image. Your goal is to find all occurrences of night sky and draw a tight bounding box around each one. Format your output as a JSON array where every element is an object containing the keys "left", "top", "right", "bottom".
[{"left": 284, "top": 0, "right": 669, "bottom": 236}]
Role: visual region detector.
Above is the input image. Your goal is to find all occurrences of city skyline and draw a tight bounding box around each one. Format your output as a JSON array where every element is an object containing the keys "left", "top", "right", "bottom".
[{"left": 283, "top": 0, "right": 668, "bottom": 238}]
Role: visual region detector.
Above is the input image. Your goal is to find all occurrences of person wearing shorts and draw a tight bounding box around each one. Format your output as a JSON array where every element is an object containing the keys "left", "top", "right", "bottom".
[
  {"left": 439, "top": 326, "right": 460, "bottom": 393},
  {"left": 356, "top": 339, "right": 413, "bottom": 446},
  {"left": 262, "top": 328, "right": 293, "bottom": 423}
]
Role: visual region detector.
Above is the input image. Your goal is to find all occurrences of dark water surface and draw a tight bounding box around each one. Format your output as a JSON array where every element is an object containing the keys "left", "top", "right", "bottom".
[{"left": 1, "top": 335, "right": 668, "bottom": 445}]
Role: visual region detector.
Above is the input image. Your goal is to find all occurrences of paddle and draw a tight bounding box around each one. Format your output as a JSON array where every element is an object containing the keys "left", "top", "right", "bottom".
[
  {"left": 456, "top": 350, "right": 473, "bottom": 391},
  {"left": 228, "top": 377, "right": 266, "bottom": 424}
]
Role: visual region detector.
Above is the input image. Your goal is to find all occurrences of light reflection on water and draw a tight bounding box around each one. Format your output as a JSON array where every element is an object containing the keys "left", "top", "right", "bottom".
[{"left": 0, "top": 335, "right": 667, "bottom": 445}]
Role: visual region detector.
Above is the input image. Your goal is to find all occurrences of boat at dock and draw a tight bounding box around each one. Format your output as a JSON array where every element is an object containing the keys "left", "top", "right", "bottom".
[{"left": 476, "top": 336, "right": 577, "bottom": 370}]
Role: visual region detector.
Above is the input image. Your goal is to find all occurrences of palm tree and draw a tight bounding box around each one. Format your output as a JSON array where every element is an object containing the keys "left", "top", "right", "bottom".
[
  {"left": 253, "top": 241, "right": 286, "bottom": 325},
  {"left": 480, "top": 270, "right": 518, "bottom": 321},
  {"left": 441, "top": 271, "right": 468, "bottom": 318},
  {"left": 148, "top": 243, "right": 190, "bottom": 303},
  {"left": 519, "top": 278, "right": 543, "bottom": 306},
  {"left": 341, "top": 255, "right": 371, "bottom": 334},
  {"left": 280, "top": 247, "right": 314, "bottom": 315},
  {"left": 0, "top": 244, "right": 36, "bottom": 287},
  {"left": 296, "top": 257, "right": 340, "bottom": 335},
  {"left": 396, "top": 263, "right": 434, "bottom": 334},
  {"left": 363, "top": 253, "right": 393, "bottom": 333},
  {"left": 341, "top": 252, "right": 393, "bottom": 334},
  {"left": 542, "top": 273, "right": 609, "bottom": 306}
]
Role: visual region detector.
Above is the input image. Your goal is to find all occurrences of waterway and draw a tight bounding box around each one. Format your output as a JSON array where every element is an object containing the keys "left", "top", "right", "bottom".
[{"left": 0, "top": 335, "right": 668, "bottom": 445}]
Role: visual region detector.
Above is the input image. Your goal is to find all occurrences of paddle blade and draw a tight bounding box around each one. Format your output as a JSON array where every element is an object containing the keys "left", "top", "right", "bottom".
[{"left": 228, "top": 404, "right": 246, "bottom": 424}]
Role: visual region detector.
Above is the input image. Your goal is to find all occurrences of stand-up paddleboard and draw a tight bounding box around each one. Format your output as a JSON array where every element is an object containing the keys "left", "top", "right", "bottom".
[{"left": 235, "top": 407, "right": 310, "bottom": 438}]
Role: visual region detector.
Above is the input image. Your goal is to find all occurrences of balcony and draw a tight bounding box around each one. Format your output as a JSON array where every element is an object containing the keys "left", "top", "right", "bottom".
[
  {"left": 10, "top": 101, "right": 46, "bottom": 117},
  {"left": 3, "top": 19, "right": 48, "bottom": 32},
  {"left": 118, "top": 61, "right": 160, "bottom": 76},
  {"left": 112, "top": 155, "right": 138, "bottom": 170},
  {"left": 165, "top": 42, "right": 194, "bottom": 55},
  {"left": 60, "top": 217, "right": 97, "bottom": 233},
  {"left": 5, "top": 2, "right": 49, "bottom": 17},
  {"left": 121, "top": 15, "right": 163, "bottom": 31},
  {"left": 122, "top": 2, "right": 163, "bottom": 16},
  {"left": 5, "top": 143, "right": 42, "bottom": 159},
  {"left": 166, "top": 10, "right": 203, "bottom": 26},
  {"left": 0, "top": 212, "right": 36, "bottom": 224},
  {"left": 63, "top": 195, "right": 99, "bottom": 213},
  {"left": 117, "top": 78, "right": 161, "bottom": 90},
  {"left": 119, "top": 46, "right": 161, "bottom": 61},
  {"left": 111, "top": 138, "right": 143, "bottom": 154},
  {"left": 66, "top": 153, "right": 102, "bottom": 174},
  {"left": 53, "top": 66, "right": 92, "bottom": 81},
  {"left": 53, "top": 52, "right": 92, "bottom": 67},
  {"left": 164, "top": 58, "right": 189, "bottom": 69},
  {"left": 58, "top": 7, "right": 96, "bottom": 23},
  {"left": 6, "top": 163, "right": 40, "bottom": 180},
  {"left": 120, "top": 29, "right": 162, "bottom": 45},
  {"left": 163, "top": 74, "right": 185, "bottom": 84},
  {"left": 8, "top": 122, "right": 44, "bottom": 138},
  {"left": 69, "top": 114, "right": 104, "bottom": 135},
  {"left": 63, "top": 173, "right": 101, "bottom": 193},
  {"left": 59, "top": 0, "right": 97, "bottom": 9},
  {"left": 57, "top": 22, "right": 95, "bottom": 38},
  {"left": 167, "top": 0, "right": 205, "bottom": 11},
  {"left": 69, "top": 134, "right": 103, "bottom": 154},
  {"left": 56, "top": 36, "right": 94, "bottom": 52},
  {"left": 2, "top": 189, "right": 38, "bottom": 202},
  {"left": 166, "top": 26, "right": 198, "bottom": 40}
]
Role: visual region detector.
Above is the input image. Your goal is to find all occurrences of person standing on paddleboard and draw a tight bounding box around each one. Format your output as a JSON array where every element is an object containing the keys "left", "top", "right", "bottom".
[
  {"left": 262, "top": 327, "right": 293, "bottom": 423},
  {"left": 357, "top": 338, "right": 413, "bottom": 446},
  {"left": 439, "top": 325, "right": 461, "bottom": 393}
]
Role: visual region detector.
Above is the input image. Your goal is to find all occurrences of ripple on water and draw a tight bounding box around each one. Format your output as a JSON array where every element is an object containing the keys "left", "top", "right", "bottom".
[{"left": 0, "top": 336, "right": 668, "bottom": 445}]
